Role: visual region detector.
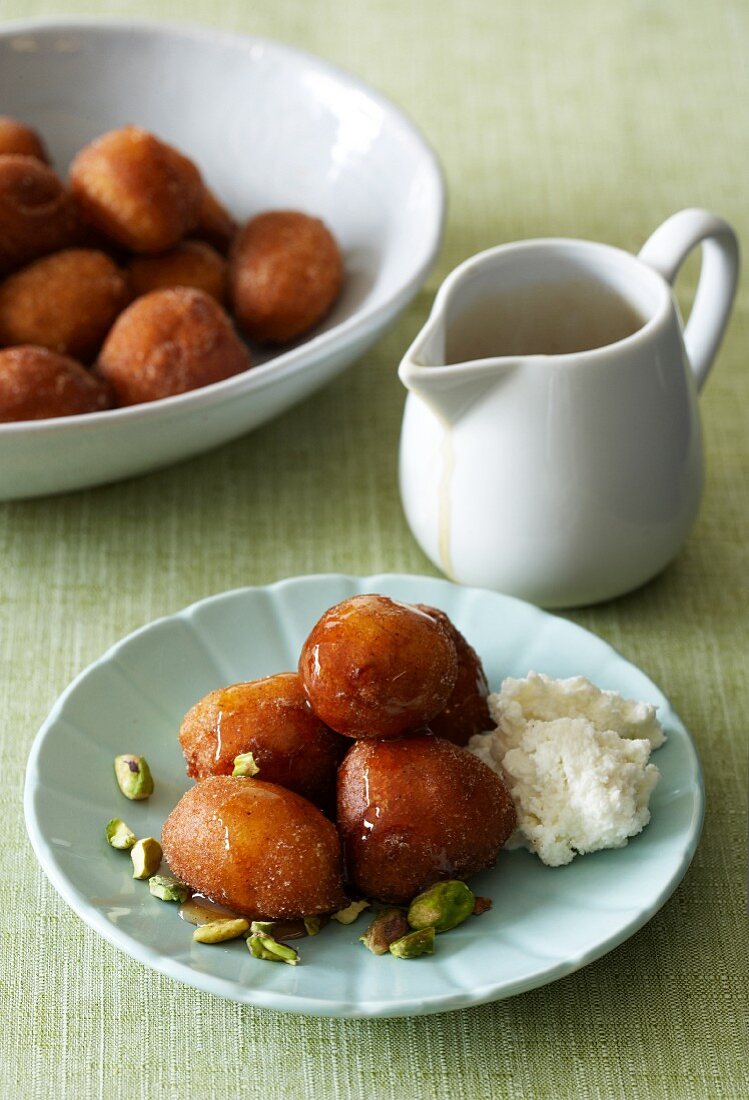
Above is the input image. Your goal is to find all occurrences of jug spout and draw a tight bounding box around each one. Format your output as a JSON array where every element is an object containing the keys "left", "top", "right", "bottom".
[{"left": 398, "top": 321, "right": 514, "bottom": 425}]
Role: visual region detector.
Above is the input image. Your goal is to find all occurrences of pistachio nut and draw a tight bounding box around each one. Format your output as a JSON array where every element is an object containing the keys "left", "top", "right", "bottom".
[
  {"left": 247, "top": 933, "right": 300, "bottom": 966},
  {"left": 114, "top": 754, "right": 154, "bottom": 800},
  {"left": 389, "top": 926, "right": 436, "bottom": 959},
  {"left": 407, "top": 880, "right": 475, "bottom": 933},
  {"left": 332, "top": 899, "right": 370, "bottom": 925},
  {"left": 193, "top": 918, "right": 249, "bottom": 944},
  {"left": 105, "top": 818, "right": 136, "bottom": 850},
  {"left": 148, "top": 875, "right": 189, "bottom": 903},
  {"left": 359, "top": 908, "right": 410, "bottom": 956},
  {"left": 232, "top": 752, "right": 260, "bottom": 778},
  {"left": 303, "top": 916, "right": 329, "bottom": 937},
  {"left": 130, "top": 836, "right": 162, "bottom": 879},
  {"left": 249, "top": 919, "right": 276, "bottom": 935}
]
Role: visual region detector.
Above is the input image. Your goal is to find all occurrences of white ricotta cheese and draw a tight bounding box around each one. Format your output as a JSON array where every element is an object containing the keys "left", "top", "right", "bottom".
[
  {"left": 489, "top": 671, "right": 666, "bottom": 751},
  {"left": 468, "top": 672, "right": 665, "bottom": 867}
]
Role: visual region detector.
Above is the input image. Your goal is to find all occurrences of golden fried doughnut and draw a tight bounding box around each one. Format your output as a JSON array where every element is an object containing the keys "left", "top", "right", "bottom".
[
  {"left": 414, "top": 605, "right": 492, "bottom": 746},
  {"left": 0, "top": 117, "right": 48, "bottom": 162},
  {"left": 0, "top": 155, "right": 78, "bottom": 274},
  {"left": 299, "top": 594, "right": 458, "bottom": 739},
  {"left": 128, "top": 240, "right": 226, "bottom": 303},
  {"left": 70, "top": 126, "right": 202, "bottom": 252},
  {"left": 337, "top": 734, "right": 517, "bottom": 903},
  {"left": 0, "top": 346, "right": 112, "bottom": 421},
  {"left": 96, "top": 286, "right": 251, "bottom": 405},
  {"left": 0, "top": 249, "right": 129, "bottom": 362},
  {"left": 179, "top": 672, "right": 346, "bottom": 812},
  {"left": 192, "top": 185, "right": 236, "bottom": 253},
  {"left": 229, "top": 210, "right": 343, "bottom": 343},
  {"left": 161, "top": 775, "right": 346, "bottom": 919}
]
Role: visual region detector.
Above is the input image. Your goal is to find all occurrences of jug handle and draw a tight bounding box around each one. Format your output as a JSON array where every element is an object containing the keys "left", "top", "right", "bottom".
[{"left": 639, "top": 209, "right": 739, "bottom": 391}]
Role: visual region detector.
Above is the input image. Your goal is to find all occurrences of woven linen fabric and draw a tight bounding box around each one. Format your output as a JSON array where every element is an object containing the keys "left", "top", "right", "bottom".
[{"left": 1, "top": 1, "right": 747, "bottom": 1097}]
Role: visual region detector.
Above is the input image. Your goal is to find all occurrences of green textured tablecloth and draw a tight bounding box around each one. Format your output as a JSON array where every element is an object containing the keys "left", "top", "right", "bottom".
[{"left": 2, "top": 1, "right": 747, "bottom": 1097}]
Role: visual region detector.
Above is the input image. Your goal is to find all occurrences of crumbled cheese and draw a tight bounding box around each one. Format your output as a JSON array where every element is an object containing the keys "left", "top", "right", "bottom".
[
  {"left": 489, "top": 671, "right": 665, "bottom": 751},
  {"left": 469, "top": 672, "right": 665, "bottom": 867}
]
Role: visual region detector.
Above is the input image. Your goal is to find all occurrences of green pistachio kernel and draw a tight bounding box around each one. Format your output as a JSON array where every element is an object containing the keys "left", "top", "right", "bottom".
[
  {"left": 389, "top": 926, "right": 436, "bottom": 959},
  {"left": 249, "top": 920, "right": 276, "bottom": 935},
  {"left": 232, "top": 752, "right": 260, "bottom": 778},
  {"left": 114, "top": 754, "right": 154, "bottom": 800},
  {"left": 332, "top": 899, "right": 370, "bottom": 925},
  {"left": 359, "top": 908, "right": 410, "bottom": 956},
  {"left": 247, "top": 933, "right": 300, "bottom": 966},
  {"left": 193, "top": 919, "right": 249, "bottom": 944},
  {"left": 303, "top": 916, "right": 329, "bottom": 937},
  {"left": 148, "top": 875, "right": 189, "bottom": 903},
  {"left": 407, "top": 880, "right": 475, "bottom": 933},
  {"left": 130, "top": 836, "right": 162, "bottom": 879},
  {"left": 105, "top": 818, "right": 136, "bottom": 850}
]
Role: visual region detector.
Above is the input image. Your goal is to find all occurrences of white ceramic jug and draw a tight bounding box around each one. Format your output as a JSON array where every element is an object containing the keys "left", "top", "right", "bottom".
[{"left": 398, "top": 209, "right": 739, "bottom": 607}]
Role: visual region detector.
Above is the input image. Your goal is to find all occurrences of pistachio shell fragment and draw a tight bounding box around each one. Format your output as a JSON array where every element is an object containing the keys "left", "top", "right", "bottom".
[
  {"left": 105, "top": 818, "right": 136, "bottom": 850},
  {"left": 389, "top": 926, "right": 436, "bottom": 959},
  {"left": 247, "top": 933, "right": 300, "bottom": 966},
  {"left": 148, "top": 875, "right": 189, "bottom": 902},
  {"left": 232, "top": 751, "right": 260, "bottom": 778},
  {"left": 131, "top": 836, "right": 162, "bottom": 879},
  {"left": 359, "top": 908, "right": 410, "bottom": 956},
  {"left": 332, "top": 899, "right": 370, "bottom": 925},
  {"left": 407, "top": 880, "right": 475, "bottom": 933},
  {"left": 193, "top": 918, "right": 249, "bottom": 944},
  {"left": 472, "top": 895, "right": 493, "bottom": 916},
  {"left": 114, "top": 754, "right": 154, "bottom": 800}
]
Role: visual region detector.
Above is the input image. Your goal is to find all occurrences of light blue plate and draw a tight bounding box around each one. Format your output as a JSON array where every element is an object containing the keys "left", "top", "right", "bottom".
[{"left": 24, "top": 574, "right": 703, "bottom": 1018}]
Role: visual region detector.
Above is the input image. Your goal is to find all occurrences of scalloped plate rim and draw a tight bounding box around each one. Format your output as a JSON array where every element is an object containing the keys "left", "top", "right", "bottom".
[{"left": 24, "top": 573, "right": 704, "bottom": 1017}]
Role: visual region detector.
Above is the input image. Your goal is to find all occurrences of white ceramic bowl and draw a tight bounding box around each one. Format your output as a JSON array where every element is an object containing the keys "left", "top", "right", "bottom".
[{"left": 0, "top": 19, "right": 444, "bottom": 500}]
